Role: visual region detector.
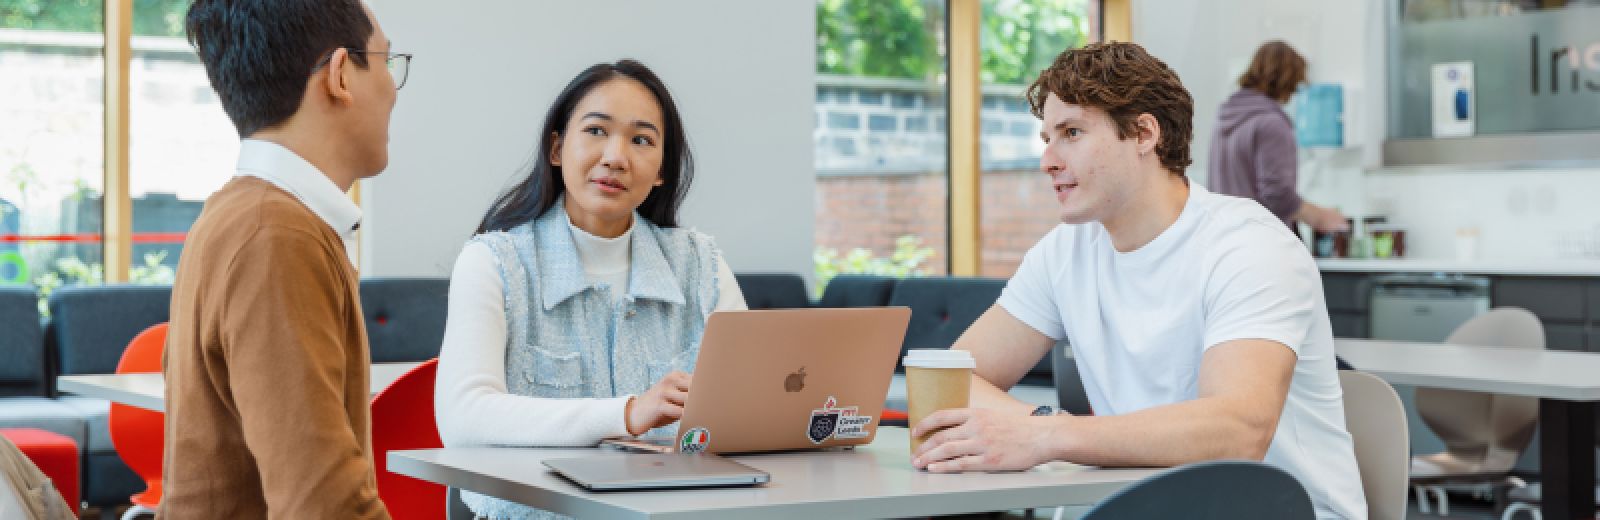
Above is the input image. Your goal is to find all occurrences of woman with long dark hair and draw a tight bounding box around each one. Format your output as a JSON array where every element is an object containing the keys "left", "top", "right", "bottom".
[{"left": 434, "top": 60, "right": 746, "bottom": 519}]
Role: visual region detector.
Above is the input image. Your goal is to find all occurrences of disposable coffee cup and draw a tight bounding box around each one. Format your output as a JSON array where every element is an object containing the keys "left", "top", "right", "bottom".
[{"left": 903, "top": 349, "right": 975, "bottom": 455}]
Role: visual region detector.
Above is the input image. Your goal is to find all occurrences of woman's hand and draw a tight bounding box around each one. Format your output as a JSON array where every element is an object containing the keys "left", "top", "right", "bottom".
[
  {"left": 1301, "top": 203, "right": 1350, "bottom": 233},
  {"left": 625, "top": 371, "right": 692, "bottom": 436}
]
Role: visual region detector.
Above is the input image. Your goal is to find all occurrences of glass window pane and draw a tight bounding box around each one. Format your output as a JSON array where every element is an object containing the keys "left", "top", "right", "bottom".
[
  {"left": 1389, "top": 0, "right": 1600, "bottom": 138},
  {"left": 978, "top": 0, "right": 1097, "bottom": 278},
  {"left": 0, "top": 1, "right": 106, "bottom": 310},
  {"left": 129, "top": 0, "right": 234, "bottom": 283},
  {"left": 814, "top": 0, "right": 949, "bottom": 296}
]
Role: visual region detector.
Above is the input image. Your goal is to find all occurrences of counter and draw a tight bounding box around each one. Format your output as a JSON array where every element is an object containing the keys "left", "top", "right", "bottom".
[{"left": 1316, "top": 258, "right": 1600, "bottom": 277}]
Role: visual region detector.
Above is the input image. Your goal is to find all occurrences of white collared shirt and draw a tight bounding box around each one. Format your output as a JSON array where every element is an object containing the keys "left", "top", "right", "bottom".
[{"left": 234, "top": 139, "right": 362, "bottom": 253}]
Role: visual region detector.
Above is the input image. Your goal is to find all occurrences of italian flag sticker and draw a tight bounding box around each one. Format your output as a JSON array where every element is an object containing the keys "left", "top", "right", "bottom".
[{"left": 680, "top": 427, "right": 711, "bottom": 454}]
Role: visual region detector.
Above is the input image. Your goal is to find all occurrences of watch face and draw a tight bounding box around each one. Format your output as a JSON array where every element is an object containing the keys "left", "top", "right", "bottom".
[{"left": 1031, "top": 406, "right": 1053, "bottom": 417}]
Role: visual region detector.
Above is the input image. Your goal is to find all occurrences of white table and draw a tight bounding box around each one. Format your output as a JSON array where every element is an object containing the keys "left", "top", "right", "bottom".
[
  {"left": 56, "top": 362, "right": 422, "bottom": 412},
  {"left": 388, "top": 427, "right": 1157, "bottom": 519},
  {"left": 1337, "top": 338, "right": 1600, "bottom": 520}
]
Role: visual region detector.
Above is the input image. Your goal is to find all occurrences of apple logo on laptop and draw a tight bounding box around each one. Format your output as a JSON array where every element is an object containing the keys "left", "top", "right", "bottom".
[{"left": 784, "top": 367, "right": 806, "bottom": 393}]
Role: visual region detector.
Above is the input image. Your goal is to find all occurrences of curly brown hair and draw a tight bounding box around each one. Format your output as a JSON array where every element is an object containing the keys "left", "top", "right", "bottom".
[
  {"left": 1238, "top": 41, "right": 1307, "bottom": 103},
  {"left": 1026, "top": 42, "right": 1194, "bottom": 176}
]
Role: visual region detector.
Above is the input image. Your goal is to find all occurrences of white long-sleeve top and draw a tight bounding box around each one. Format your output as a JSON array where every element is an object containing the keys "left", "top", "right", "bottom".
[{"left": 434, "top": 217, "right": 747, "bottom": 448}]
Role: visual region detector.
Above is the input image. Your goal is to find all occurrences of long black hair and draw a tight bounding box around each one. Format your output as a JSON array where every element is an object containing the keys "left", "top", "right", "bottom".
[{"left": 476, "top": 59, "right": 694, "bottom": 234}]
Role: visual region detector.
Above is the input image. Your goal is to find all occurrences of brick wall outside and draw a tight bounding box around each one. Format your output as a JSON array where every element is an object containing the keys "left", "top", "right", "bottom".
[{"left": 814, "top": 168, "right": 1062, "bottom": 279}]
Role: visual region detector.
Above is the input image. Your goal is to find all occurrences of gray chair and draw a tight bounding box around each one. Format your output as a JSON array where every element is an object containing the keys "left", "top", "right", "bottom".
[
  {"left": 732, "top": 273, "right": 810, "bottom": 309},
  {"left": 1500, "top": 413, "right": 1600, "bottom": 520},
  {"left": 1080, "top": 460, "right": 1315, "bottom": 519},
  {"left": 1049, "top": 341, "right": 1092, "bottom": 416},
  {"left": 0, "top": 285, "right": 90, "bottom": 460},
  {"left": 360, "top": 278, "right": 450, "bottom": 363},
  {"left": 46, "top": 284, "right": 172, "bottom": 508},
  {"left": 815, "top": 275, "right": 896, "bottom": 308},
  {"left": 887, "top": 277, "right": 1006, "bottom": 370},
  {"left": 1411, "top": 307, "right": 1544, "bottom": 515},
  {"left": 1340, "top": 370, "right": 1410, "bottom": 520},
  {"left": 0, "top": 286, "right": 46, "bottom": 398},
  {"left": 1500, "top": 481, "right": 1600, "bottom": 520}
]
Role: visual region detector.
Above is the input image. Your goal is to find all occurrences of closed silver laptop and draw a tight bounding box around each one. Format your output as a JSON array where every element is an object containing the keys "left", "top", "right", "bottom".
[{"left": 543, "top": 453, "right": 769, "bottom": 491}]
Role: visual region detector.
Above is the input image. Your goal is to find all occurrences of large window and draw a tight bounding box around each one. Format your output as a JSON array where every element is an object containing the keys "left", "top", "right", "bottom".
[
  {"left": 128, "top": 0, "right": 232, "bottom": 283},
  {"left": 813, "top": 0, "right": 949, "bottom": 295},
  {"left": 0, "top": 0, "right": 106, "bottom": 306},
  {"left": 978, "top": 0, "right": 1096, "bottom": 277},
  {"left": 813, "top": 0, "right": 1101, "bottom": 291},
  {"left": 1, "top": 0, "right": 223, "bottom": 307}
]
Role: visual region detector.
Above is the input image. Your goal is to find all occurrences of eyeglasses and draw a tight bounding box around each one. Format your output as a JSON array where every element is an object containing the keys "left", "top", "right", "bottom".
[{"left": 311, "top": 49, "right": 413, "bottom": 91}]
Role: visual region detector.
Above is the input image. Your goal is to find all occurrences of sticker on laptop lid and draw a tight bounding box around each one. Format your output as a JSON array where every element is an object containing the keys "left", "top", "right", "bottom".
[
  {"left": 833, "top": 414, "right": 873, "bottom": 439},
  {"left": 679, "top": 427, "right": 711, "bottom": 454},
  {"left": 806, "top": 396, "right": 870, "bottom": 443}
]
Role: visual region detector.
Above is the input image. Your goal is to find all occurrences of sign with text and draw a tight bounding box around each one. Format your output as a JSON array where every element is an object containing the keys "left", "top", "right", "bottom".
[{"left": 1391, "top": 6, "right": 1600, "bottom": 139}]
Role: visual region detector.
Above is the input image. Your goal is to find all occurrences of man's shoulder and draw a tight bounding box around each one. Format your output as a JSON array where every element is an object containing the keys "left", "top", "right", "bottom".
[
  {"left": 1193, "top": 189, "right": 1299, "bottom": 244},
  {"left": 183, "top": 177, "right": 346, "bottom": 277},
  {"left": 195, "top": 177, "right": 338, "bottom": 245}
]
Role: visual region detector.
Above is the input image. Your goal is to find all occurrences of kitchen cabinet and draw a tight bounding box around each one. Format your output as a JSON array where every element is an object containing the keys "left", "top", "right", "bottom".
[
  {"left": 1321, "top": 273, "right": 1369, "bottom": 339},
  {"left": 1588, "top": 281, "right": 1600, "bottom": 322},
  {"left": 1546, "top": 323, "right": 1587, "bottom": 352},
  {"left": 1319, "top": 273, "right": 1599, "bottom": 348},
  {"left": 1492, "top": 277, "right": 1586, "bottom": 322},
  {"left": 1321, "top": 273, "right": 1368, "bottom": 313}
]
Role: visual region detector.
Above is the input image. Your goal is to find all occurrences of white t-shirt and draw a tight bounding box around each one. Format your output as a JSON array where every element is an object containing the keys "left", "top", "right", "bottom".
[{"left": 998, "top": 184, "right": 1366, "bottom": 520}]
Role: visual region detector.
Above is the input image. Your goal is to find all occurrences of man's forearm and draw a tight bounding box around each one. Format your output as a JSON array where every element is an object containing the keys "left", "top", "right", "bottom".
[
  {"left": 968, "top": 374, "right": 1036, "bottom": 415},
  {"left": 1045, "top": 396, "right": 1276, "bottom": 468}
]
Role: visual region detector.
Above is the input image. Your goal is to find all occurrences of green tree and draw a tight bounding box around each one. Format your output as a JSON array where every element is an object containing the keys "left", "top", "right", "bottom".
[
  {"left": 1, "top": 0, "right": 194, "bottom": 37},
  {"left": 981, "top": 0, "right": 1087, "bottom": 84},
  {"left": 816, "top": 0, "right": 945, "bottom": 80},
  {"left": 815, "top": 0, "right": 1091, "bottom": 85}
]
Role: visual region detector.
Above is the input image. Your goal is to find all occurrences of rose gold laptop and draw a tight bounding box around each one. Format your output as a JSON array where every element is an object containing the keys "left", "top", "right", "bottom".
[{"left": 603, "top": 307, "right": 910, "bottom": 454}]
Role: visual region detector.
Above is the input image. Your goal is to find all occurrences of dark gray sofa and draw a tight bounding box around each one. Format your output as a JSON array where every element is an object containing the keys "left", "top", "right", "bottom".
[{"left": 733, "top": 274, "right": 1067, "bottom": 411}]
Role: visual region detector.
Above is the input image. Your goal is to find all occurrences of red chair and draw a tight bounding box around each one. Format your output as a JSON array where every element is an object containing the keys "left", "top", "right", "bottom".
[
  {"left": 110, "top": 323, "right": 167, "bottom": 518},
  {"left": 0, "top": 427, "right": 79, "bottom": 515},
  {"left": 371, "top": 358, "right": 444, "bottom": 520}
]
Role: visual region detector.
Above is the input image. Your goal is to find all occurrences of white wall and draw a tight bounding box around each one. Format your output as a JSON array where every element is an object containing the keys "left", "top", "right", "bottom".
[
  {"left": 1132, "top": 0, "right": 1385, "bottom": 178},
  {"left": 1135, "top": 0, "right": 1600, "bottom": 261},
  {"left": 361, "top": 1, "right": 815, "bottom": 279}
]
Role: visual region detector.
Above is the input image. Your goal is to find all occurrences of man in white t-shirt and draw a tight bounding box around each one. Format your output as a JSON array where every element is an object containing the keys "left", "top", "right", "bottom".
[{"left": 908, "top": 42, "right": 1367, "bottom": 519}]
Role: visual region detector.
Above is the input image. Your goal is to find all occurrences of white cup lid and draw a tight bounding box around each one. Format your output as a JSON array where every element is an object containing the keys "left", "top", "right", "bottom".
[{"left": 902, "top": 349, "right": 976, "bottom": 369}]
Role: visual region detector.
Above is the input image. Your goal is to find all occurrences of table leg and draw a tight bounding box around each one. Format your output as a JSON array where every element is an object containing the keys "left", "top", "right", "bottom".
[{"left": 1539, "top": 399, "right": 1595, "bottom": 520}]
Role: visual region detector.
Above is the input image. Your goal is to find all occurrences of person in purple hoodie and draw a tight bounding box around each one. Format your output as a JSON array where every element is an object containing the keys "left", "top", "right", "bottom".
[{"left": 1209, "top": 41, "right": 1348, "bottom": 235}]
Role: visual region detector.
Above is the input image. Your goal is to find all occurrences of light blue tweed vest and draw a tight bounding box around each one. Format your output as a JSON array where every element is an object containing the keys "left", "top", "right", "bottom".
[{"left": 462, "top": 205, "right": 721, "bottom": 519}]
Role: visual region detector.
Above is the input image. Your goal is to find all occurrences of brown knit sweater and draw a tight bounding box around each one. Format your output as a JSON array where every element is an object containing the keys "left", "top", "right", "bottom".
[{"left": 160, "top": 176, "right": 389, "bottom": 519}]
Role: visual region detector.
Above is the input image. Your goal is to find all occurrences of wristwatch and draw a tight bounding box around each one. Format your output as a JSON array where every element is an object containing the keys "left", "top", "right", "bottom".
[{"left": 1030, "top": 405, "right": 1058, "bottom": 416}]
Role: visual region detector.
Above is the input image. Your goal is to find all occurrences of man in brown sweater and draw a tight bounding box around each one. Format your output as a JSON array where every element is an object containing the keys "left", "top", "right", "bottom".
[{"left": 161, "top": 0, "right": 405, "bottom": 517}]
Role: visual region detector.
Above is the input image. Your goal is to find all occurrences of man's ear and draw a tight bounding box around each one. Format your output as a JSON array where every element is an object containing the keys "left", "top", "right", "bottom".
[
  {"left": 1136, "top": 113, "right": 1161, "bottom": 157},
  {"left": 322, "top": 48, "right": 355, "bottom": 105},
  {"left": 548, "top": 131, "right": 563, "bottom": 167}
]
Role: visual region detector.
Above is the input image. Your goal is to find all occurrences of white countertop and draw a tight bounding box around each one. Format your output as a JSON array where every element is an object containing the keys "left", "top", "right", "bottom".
[{"left": 1316, "top": 258, "right": 1600, "bottom": 277}]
